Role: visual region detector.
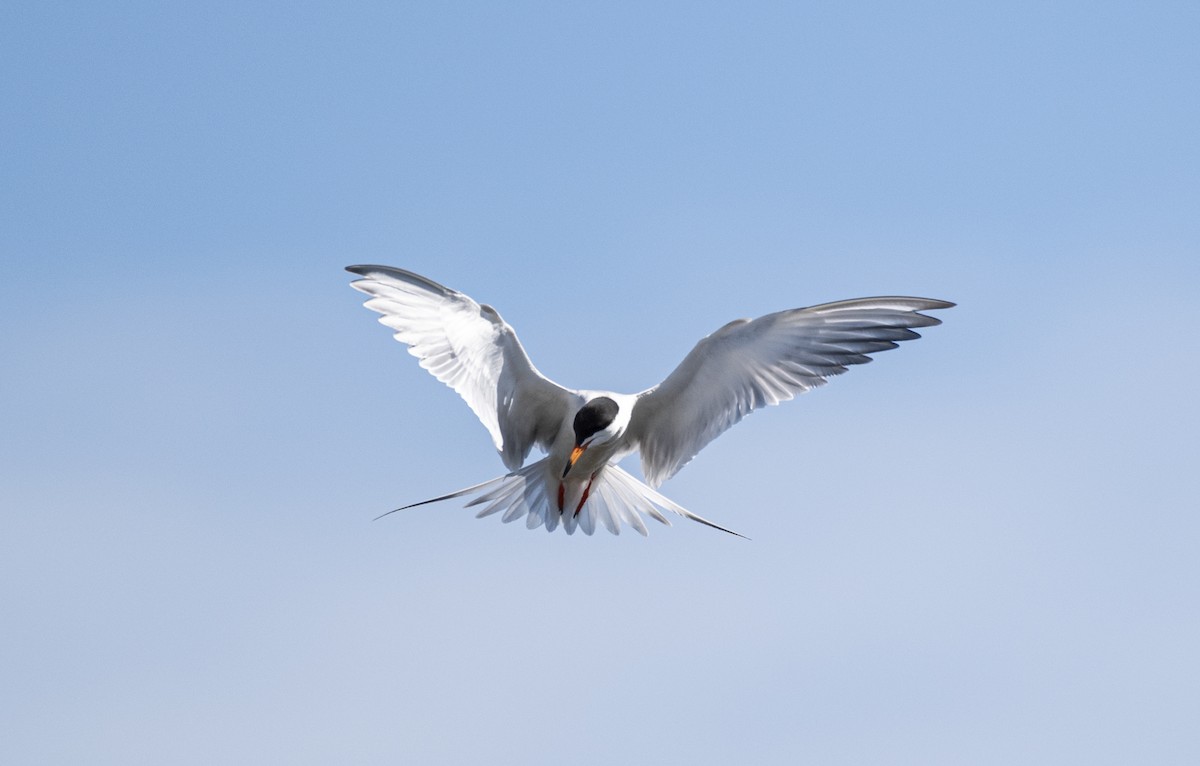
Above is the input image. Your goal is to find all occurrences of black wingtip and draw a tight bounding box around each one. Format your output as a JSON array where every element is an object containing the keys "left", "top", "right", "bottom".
[{"left": 343, "top": 265, "right": 457, "bottom": 296}]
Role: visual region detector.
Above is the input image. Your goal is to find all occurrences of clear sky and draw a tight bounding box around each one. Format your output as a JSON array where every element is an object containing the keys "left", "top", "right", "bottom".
[{"left": 2, "top": 2, "right": 1198, "bottom": 763}]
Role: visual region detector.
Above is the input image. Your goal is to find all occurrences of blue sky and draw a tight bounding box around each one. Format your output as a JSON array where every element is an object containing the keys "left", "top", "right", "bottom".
[{"left": 2, "top": 2, "right": 1198, "bottom": 763}]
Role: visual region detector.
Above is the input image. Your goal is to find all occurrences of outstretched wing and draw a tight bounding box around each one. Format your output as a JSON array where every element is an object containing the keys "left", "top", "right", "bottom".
[
  {"left": 628, "top": 296, "right": 954, "bottom": 487},
  {"left": 347, "top": 265, "right": 574, "bottom": 470}
]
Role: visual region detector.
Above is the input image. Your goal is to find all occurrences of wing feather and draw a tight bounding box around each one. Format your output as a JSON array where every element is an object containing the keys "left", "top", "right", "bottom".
[
  {"left": 628, "top": 296, "right": 953, "bottom": 487},
  {"left": 348, "top": 265, "right": 573, "bottom": 470}
]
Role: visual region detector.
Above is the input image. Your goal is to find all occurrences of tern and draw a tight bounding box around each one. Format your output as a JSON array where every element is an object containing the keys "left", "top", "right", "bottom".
[{"left": 348, "top": 265, "right": 952, "bottom": 537}]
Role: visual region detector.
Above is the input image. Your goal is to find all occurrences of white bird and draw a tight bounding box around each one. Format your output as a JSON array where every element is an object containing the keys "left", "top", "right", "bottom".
[{"left": 348, "top": 265, "right": 952, "bottom": 537}]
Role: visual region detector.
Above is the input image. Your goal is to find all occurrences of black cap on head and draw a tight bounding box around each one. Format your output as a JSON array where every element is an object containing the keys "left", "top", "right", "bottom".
[{"left": 572, "top": 396, "right": 618, "bottom": 445}]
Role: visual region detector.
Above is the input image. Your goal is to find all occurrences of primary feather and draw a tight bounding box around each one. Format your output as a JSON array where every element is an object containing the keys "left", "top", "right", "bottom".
[
  {"left": 627, "top": 297, "right": 954, "bottom": 487},
  {"left": 348, "top": 265, "right": 571, "bottom": 471}
]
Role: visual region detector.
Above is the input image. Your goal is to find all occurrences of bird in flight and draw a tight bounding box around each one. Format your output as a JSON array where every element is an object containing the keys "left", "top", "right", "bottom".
[{"left": 348, "top": 265, "right": 952, "bottom": 537}]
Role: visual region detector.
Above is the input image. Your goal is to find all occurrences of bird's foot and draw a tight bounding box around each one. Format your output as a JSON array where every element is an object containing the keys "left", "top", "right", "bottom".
[{"left": 573, "top": 476, "right": 595, "bottom": 517}]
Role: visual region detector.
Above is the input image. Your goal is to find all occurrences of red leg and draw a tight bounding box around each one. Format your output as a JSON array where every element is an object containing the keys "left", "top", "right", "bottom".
[{"left": 574, "top": 475, "right": 595, "bottom": 517}]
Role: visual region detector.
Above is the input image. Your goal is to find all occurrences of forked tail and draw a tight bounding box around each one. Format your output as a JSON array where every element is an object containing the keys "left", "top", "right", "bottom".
[{"left": 377, "top": 458, "right": 746, "bottom": 538}]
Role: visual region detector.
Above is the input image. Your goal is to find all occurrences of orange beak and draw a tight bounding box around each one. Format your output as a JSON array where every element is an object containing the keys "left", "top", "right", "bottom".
[{"left": 562, "top": 444, "right": 586, "bottom": 477}]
